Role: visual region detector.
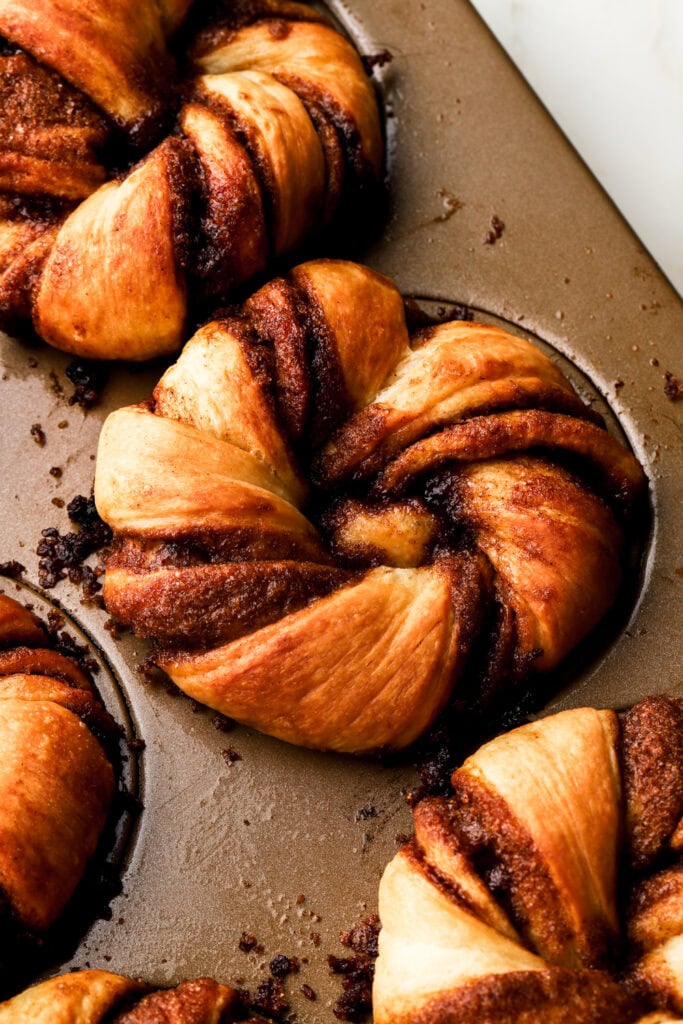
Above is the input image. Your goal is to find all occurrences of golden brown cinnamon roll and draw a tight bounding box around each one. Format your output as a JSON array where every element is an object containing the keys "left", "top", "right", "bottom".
[
  {"left": 0, "top": 595, "right": 115, "bottom": 947},
  {"left": 375, "top": 842, "right": 633, "bottom": 1024},
  {"left": 374, "top": 697, "right": 683, "bottom": 1024},
  {"left": 0, "top": 970, "right": 240, "bottom": 1023},
  {"left": 95, "top": 260, "right": 646, "bottom": 754},
  {"left": 0, "top": 0, "right": 382, "bottom": 359}
]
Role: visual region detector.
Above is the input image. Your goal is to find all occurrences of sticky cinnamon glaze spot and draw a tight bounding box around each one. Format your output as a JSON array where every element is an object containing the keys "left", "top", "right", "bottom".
[
  {"left": 182, "top": 100, "right": 268, "bottom": 296},
  {"left": 108, "top": 526, "right": 330, "bottom": 569},
  {"left": 374, "top": 408, "right": 645, "bottom": 510},
  {"left": 289, "top": 273, "right": 353, "bottom": 446},
  {"left": 405, "top": 829, "right": 517, "bottom": 940},
  {"left": 274, "top": 68, "right": 374, "bottom": 205}
]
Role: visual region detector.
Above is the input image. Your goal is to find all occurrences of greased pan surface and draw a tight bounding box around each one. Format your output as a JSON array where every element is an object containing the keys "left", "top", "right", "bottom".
[{"left": 1, "top": 0, "right": 682, "bottom": 1019}]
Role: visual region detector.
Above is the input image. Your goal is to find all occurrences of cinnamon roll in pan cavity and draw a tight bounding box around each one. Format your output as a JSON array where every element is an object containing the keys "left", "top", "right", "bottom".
[
  {"left": 0, "top": 0, "right": 382, "bottom": 359},
  {"left": 94, "top": 258, "right": 647, "bottom": 755},
  {"left": 374, "top": 697, "right": 683, "bottom": 1024},
  {"left": 0, "top": 593, "right": 122, "bottom": 993}
]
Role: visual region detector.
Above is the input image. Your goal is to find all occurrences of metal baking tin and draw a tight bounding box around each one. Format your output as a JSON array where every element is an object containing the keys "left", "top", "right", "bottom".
[{"left": 1, "top": 0, "right": 682, "bottom": 1019}]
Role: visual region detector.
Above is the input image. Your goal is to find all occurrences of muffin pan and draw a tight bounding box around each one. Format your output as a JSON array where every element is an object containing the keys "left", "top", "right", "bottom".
[{"left": 1, "top": 0, "right": 682, "bottom": 1019}]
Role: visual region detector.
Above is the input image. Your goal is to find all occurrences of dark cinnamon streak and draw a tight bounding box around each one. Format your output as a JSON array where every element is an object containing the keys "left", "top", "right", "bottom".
[
  {"left": 0, "top": 49, "right": 108, "bottom": 199},
  {"left": 621, "top": 696, "right": 683, "bottom": 872},
  {"left": 290, "top": 271, "right": 354, "bottom": 446},
  {"left": 244, "top": 277, "right": 310, "bottom": 440},
  {"left": 110, "top": 558, "right": 349, "bottom": 651},
  {"left": 412, "top": 969, "right": 640, "bottom": 1024}
]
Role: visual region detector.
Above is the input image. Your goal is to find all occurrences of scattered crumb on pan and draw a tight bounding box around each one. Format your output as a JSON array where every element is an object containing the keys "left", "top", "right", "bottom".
[
  {"left": 483, "top": 213, "right": 505, "bottom": 245},
  {"left": 328, "top": 915, "right": 380, "bottom": 1022},
  {"left": 64, "top": 359, "right": 109, "bottom": 410},
  {"left": 36, "top": 492, "right": 111, "bottom": 598},
  {"left": 0, "top": 560, "right": 25, "bottom": 579},
  {"left": 664, "top": 370, "right": 683, "bottom": 400}
]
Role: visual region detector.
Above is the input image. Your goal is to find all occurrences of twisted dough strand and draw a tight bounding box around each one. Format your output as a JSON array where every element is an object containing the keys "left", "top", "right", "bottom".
[
  {"left": 95, "top": 259, "right": 646, "bottom": 754},
  {"left": 0, "top": 971, "right": 239, "bottom": 1023},
  {"left": 0, "top": 0, "right": 382, "bottom": 358}
]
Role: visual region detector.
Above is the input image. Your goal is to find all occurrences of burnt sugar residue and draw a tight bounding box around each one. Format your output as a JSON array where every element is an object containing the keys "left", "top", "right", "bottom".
[
  {"left": 252, "top": 977, "right": 289, "bottom": 1020},
  {"left": 355, "top": 804, "right": 378, "bottom": 823},
  {"left": 43, "top": 608, "right": 100, "bottom": 678}
]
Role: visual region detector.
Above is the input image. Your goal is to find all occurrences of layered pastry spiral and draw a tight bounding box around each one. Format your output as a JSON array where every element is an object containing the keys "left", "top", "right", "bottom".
[
  {"left": 0, "top": 970, "right": 247, "bottom": 1023},
  {"left": 0, "top": 0, "right": 381, "bottom": 359},
  {"left": 0, "top": 594, "right": 115, "bottom": 952},
  {"left": 94, "top": 259, "right": 646, "bottom": 754},
  {"left": 374, "top": 696, "right": 683, "bottom": 1024}
]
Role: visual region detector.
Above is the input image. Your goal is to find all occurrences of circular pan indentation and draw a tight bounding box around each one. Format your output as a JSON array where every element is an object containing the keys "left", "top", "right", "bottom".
[{"left": 0, "top": 577, "right": 142, "bottom": 997}]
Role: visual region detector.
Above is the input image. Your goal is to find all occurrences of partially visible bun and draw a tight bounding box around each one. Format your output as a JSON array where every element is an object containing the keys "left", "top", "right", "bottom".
[
  {"left": 0, "top": 970, "right": 239, "bottom": 1023},
  {"left": 374, "top": 698, "right": 683, "bottom": 1023},
  {"left": 0, "top": 595, "right": 115, "bottom": 947},
  {"left": 0, "top": 1, "right": 382, "bottom": 359}
]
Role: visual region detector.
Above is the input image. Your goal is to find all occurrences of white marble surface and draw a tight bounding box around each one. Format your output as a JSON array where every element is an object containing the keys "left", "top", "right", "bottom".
[{"left": 470, "top": 0, "right": 683, "bottom": 297}]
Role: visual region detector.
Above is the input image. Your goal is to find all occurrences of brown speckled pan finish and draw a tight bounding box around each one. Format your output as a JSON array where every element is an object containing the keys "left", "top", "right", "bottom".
[{"left": 0, "top": 0, "right": 681, "bottom": 1019}]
